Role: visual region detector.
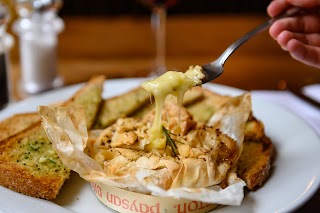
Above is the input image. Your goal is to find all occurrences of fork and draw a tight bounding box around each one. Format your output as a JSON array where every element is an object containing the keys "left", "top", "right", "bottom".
[{"left": 200, "top": 7, "right": 302, "bottom": 84}]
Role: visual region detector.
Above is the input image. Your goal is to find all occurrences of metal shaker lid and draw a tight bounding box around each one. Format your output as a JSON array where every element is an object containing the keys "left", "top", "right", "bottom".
[
  {"left": 13, "top": 0, "right": 64, "bottom": 34},
  {"left": 14, "top": 0, "right": 63, "bottom": 17}
]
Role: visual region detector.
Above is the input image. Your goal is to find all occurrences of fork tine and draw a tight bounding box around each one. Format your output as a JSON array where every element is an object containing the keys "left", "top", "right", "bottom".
[{"left": 201, "top": 63, "right": 223, "bottom": 84}]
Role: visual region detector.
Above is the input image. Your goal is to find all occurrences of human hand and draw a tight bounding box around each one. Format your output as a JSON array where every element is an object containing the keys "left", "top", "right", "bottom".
[{"left": 267, "top": 0, "right": 320, "bottom": 68}]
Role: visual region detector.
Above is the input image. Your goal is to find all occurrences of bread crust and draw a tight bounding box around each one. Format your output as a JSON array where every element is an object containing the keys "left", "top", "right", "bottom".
[
  {"left": 0, "top": 162, "right": 65, "bottom": 200},
  {"left": 0, "top": 113, "right": 40, "bottom": 142},
  {"left": 0, "top": 122, "right": 41, "bottom": 151}
]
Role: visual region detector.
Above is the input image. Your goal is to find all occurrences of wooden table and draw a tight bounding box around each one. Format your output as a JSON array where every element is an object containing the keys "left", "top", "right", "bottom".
[
  {"left": 7, "top": 14, "right": 320, "bottom": 211},
  {"left": 8, "top": 14, "right": 320, "bottom": 99}
]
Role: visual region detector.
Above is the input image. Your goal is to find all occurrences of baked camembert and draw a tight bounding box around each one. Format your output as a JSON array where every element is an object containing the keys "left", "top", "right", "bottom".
[{"left": 39, "top": 67, "right": 252, "bottom": 206}]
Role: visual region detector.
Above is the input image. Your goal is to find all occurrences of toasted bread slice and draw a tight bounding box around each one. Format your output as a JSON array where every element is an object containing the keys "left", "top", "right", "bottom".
[
  {"left": 236, "top": 115, "right": 274, "bottom": 190},
  {"left": 0, "top": 113, "right": 40, "bottom": 142},
  {"left": 0, "top": 75, "right": 105, "bottom": 200},
  {"left": 186, "top": 87, "right": 230, "bottom": 123},
  {"left": 0, "top": 123, "right": 69, "bottom": 199},
  {"left": 237, "top": 135, "right": 273, "bottom": 190},
  {"left": 62, "top": 75, "right": 105, "bottom": 129},
  {"left": 93, "top": 87, "right": 150, "bottom": 129}
]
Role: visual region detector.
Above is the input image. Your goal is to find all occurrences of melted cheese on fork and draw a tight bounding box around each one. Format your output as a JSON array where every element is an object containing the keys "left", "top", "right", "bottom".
[{"left": 141, "top": 65, "right": 205, "bottom": 149}]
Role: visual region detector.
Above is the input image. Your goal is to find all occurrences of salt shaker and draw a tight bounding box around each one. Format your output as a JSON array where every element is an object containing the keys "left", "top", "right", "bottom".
[
  {"left": 13, "top": 0, "right": 64, "bottom": 96},
  {"left": 0, "top": 3, "right": 13, "bottom": 109}
]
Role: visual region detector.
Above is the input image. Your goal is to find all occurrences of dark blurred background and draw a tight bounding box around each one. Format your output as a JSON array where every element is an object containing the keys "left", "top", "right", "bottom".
[{"left": 60, "top": 0, "right": 272, "bottom": 16}]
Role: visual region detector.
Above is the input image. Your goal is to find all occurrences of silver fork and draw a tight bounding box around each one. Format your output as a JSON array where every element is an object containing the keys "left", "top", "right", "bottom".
[{"left": 200, "top": 7, "right": 302, "bottom": 84}]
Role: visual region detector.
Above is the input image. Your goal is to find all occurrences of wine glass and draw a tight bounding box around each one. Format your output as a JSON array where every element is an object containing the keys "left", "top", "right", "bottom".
[{"left": 138, "top": 0, "right": 179, "bottom": 76}]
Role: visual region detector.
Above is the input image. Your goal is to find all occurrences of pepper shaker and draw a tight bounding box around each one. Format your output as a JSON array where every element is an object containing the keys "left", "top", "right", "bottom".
[
  {"left": 0, "top": 3, "right": 13, "bottom": 109},
  {"left": 13, "top": 0, "right": 64, "bottom": 96}
]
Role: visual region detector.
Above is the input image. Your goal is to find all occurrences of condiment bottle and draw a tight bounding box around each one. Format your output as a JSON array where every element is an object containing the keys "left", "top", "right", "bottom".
[
  {"left": 13, "top": 0, "right": 64, "bottom": 96},
  {"left": 0, "top": 3, "right": 13, "bottom": 109}
]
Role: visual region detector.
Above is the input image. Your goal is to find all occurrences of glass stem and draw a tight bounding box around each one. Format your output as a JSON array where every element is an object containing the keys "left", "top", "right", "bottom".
[{"left": 151, "top": 5, "right": 166, "bottom": 75}]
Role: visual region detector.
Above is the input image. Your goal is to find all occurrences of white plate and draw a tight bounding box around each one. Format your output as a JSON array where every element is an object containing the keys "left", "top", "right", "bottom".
[{"left": 0, "top": 78, "right": 319, "bottom": 213}]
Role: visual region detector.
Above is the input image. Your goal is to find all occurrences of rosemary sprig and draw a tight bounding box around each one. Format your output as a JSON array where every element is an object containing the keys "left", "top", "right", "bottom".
[{"left": 163, "top": 126, "right": 178, "bottom": 157}]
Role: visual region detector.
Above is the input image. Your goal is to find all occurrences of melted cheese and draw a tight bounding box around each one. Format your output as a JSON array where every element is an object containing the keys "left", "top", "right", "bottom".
[{"left": 141, "top": 65, "right": 205, "bottom": 148}]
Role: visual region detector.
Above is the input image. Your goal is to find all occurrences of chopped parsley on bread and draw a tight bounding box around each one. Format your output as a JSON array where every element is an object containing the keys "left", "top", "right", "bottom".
[
  {"left": 0, "top": 123, "right": 68, "bottom": 199},
  {"left": 0, "top": 75, "right": 105, "bottom": 200}
]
